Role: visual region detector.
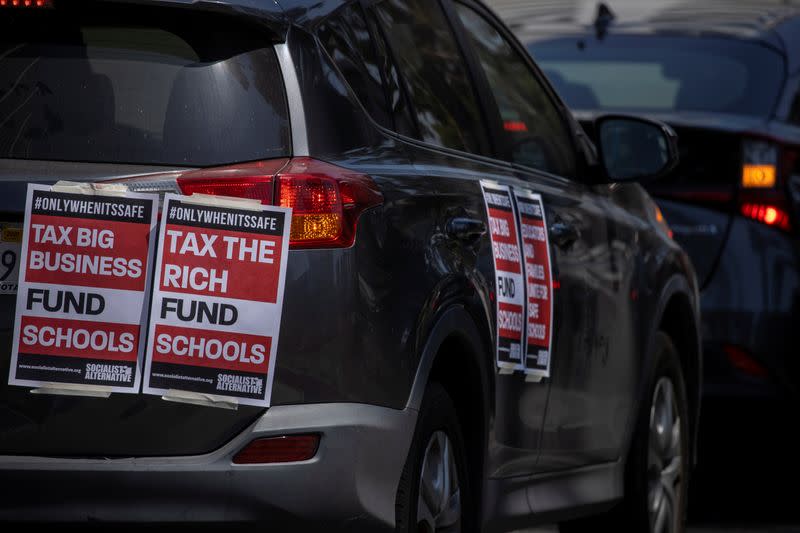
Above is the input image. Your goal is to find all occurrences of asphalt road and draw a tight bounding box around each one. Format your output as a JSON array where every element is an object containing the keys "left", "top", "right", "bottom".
[
  {"left": 521, "top": 397, "right": 800, "bottom": 532},
  {"left": 519, "top": 525, "right": 800, "bottom": 531},
  {"left": 21, "top": 401, "right": 800, "bottom": 532}
]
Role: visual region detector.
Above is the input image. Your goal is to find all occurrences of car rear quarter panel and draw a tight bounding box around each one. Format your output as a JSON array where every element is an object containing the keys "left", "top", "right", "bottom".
[
  {"left": 700, "top": 216, "right": 800, "bottom": 394},
  {"left": 281, "top": 23, "right": 497, "bottom": 411},
  {"left": 275, "top": 157, "right": 493, "bottom": 409}
]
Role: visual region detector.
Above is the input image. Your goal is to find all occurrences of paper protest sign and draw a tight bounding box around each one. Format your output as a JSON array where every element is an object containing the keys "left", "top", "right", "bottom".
[
  {"left": 514, "top": 190, "right": 554, "bottom": 378},
  {"left": 8, "top": 184, "right": 158, "bottom": 392},
  {"left": 143, "top": 194, "right": 291, "bottom": 407},
  {"left": 481, "top": 181, "right": 525, "bottom": 372}
]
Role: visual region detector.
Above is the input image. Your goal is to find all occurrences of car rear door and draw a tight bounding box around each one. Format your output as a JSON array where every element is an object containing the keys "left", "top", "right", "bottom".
[
  {"left": 450, "top": 0, "right": 629, "bottom": 471},
  {"left": 0, "top": 4, "right": 291, "bottom": 456},
  {"left": 367, "top": 0, "right": 554, "bottom": 480}
]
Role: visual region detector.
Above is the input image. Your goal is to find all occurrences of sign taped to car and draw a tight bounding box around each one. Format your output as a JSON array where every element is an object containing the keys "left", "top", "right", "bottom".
[
  {"left": 514, "top": 189, "right": 554, "bottom": 378},
  {"left": 142, "top": 194, "right": 291, "bottom": 408},
  {"left": 8, "top": 184, "right": 158, "bottom": 392},
  {"left": 481, "top": 181, "right": 525, "bottom": 372}
]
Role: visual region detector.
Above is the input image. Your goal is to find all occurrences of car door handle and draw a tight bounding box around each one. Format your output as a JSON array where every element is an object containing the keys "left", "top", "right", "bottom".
[
  {"left": 549, "top": 222, "right": 580, "bottom": 250},
  {"left": 446, "top": 217, "right": 486, "bottom": 242}
]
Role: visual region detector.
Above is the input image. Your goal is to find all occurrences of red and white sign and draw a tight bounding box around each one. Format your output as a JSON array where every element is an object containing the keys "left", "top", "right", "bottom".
[
  {"left": 142, "top": 194, "right": 291, "bottom": 407},
  {"left": 481, "top": 181, "right": 525, "bottom": 371},
  {"left": 514, "top": 190, "right": 554, "bottom": 378},
  {"left": 8, "top": 184, "right": 158, "bottom": 392}
]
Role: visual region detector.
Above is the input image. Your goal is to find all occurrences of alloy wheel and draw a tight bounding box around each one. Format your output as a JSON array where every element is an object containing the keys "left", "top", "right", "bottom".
[
  {"left": 417, "top": 430, "right": 461, "bottom": 533},
  {"left": 648, "top": 376, "right": 683, "bottom": 533}
]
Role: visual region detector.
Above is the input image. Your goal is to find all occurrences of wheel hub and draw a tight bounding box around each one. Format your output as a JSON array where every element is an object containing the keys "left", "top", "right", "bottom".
[
  {"left": 417, "top": 430, "right": 461, "bottom": 533},
  {"left": 648, "top": 376, "right": 683, "bottom": 533}
]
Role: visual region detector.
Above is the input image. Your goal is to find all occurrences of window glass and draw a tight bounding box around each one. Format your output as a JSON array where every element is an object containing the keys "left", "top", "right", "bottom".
[
  {"left": 318, "top": 4, "right": 392, "bottom": 129},
  {"left": 455, "top": 3, "right": 576, "bottom": 177},
  {"left": 0, "top": 12, "right": 289, "bottom": 167},
  {"left": 363, "top": 8, "right": 418, "bottom": 138},
  {"left": 532, "top": 36, "right": 784, "bottom": 118},
  {"left": 373, "top": 0, "right": 489, "bottom": 155}
]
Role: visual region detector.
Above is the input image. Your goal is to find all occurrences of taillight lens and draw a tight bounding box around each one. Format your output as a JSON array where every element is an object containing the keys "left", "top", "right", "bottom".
[
  {"left": 276, "top": 158, "right": 382, "bottom": 249},
  {"left": 176, "top": 159, "right": 288, "bottom": 205},
  {"left": 742, "top": 164, "right": 776, "bottom": 189},
  {"left": 109, "top": 157, "right": 382, "bottom": 249},
  {"left": 738, "top": 139, "right": 793, "bottom": 233},
  {"left": 0, "top": 0, "right": 52, "bottom": 7},
  {"left": 278, "top": 175, "right": 341, "bottom": 244},
  {"left": 741, "top": 140, "right": 778, "bottom": 189},
  {"left": 740, "top": 202, "right": 791, "bottom": 231}
]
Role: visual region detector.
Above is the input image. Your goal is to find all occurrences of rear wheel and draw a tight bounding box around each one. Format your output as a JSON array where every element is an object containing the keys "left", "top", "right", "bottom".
[
  {"left": 396, "top": 382, "right": 472, "bottom": 533},
  {"left": 562, "top": 332, "right": 690, "bottom": 533}
]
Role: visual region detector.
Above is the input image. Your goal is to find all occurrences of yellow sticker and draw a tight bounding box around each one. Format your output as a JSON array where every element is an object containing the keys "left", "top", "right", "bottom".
[{"left": 2, "top": 227, "right": 22, "bottom": 243}]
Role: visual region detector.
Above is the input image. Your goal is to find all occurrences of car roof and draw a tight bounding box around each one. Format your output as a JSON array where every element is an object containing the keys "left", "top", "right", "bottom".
[
  {"left": 108, "top": 0, "right": 510, "bottom": 34},
  {"left": 487, "top": 0, "right": 800, "bottom": 55},
  {"left": 108, "top": 0, "right": 800, "bottom": 71},
  {"left": 99, "top": 0, "right": 347, "bottom": 39},
  {"left": 102, "top": 0, "right": 353, "bottom": 30}
]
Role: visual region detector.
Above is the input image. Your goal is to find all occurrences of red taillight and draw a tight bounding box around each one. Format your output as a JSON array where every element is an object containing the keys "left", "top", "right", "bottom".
[
  {"left": 175, "top": 159, "right": 289, "bottom": 205},
  {"left": 503, "top": 120, "right": 528, "bottom": 132},
  {"left": 648, "top": 137, "right": 798, "bottom": 233},
  {"left": 275, "top": 157, "right": 383, "bottom": 249},
  {"left": 0, "top": 0, "right": 51, "bottom": 6},
  {"left": 232, "top": 434, "right": 320, "bottom": 464},
  {"left": 112, "top": 157, "right": 382, "bottom": 249},
  {"left": 178, "top": 176, "right": 275, "bottom": 203},
  {"left": 735, "top": 139, "right": 795, "bottom": 233},
  {"left": 740, "top": 202, "right": 792, "bottom": 231}
]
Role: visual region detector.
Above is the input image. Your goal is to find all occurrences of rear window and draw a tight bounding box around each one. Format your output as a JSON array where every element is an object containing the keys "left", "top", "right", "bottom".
[
  {"left": 531, "top": 36, "right": 785, "bottom": 117},
  {"left": 0, "top": 9, "right": 290, "bottom": 167}
]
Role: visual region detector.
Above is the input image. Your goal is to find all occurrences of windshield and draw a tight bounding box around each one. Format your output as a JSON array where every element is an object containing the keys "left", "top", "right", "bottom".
[
  {"left": 531, "top": 36, "right": 785, "bottom": 117},
  {"left": 0, "top": 10, "right": 290, "bottom": 167}
]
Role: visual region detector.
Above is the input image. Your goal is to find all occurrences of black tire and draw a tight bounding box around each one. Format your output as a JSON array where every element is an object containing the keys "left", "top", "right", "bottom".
[
  {"left": 396, "top": 382, "right": 473, "bottom": 533},
  {"left": 561, "top": 331, "right": 691, "bottom": 533}
]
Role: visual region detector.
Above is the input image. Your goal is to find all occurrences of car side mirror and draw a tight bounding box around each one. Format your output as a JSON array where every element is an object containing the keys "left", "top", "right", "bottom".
[{"left": 595, "top": 115, "right": 679, "bottom": 183}]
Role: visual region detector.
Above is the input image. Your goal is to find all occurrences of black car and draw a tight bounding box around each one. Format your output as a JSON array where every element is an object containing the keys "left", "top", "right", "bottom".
[
  {"left": 0, "top": 1, "right": 700, "bottom": 532},
  {"left": 510, "top": 1, "right": 800, "bottom": 420}
]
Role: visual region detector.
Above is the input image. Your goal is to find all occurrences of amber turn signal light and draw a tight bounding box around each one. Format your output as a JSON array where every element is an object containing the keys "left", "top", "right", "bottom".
[{"left": 742, "top": 164, "right": 776, "bottom": 188}]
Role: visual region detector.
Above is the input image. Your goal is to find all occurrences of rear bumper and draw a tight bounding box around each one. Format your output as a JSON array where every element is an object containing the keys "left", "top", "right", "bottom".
[
  {"left": 699, "top": 217, "right": 800, "bottom": 398},
  {"left": 701, "top": 341, "right": 788, "bottom": 398},
  {"left": 0, "top": 403, "right": 417, "bottom": 531}
]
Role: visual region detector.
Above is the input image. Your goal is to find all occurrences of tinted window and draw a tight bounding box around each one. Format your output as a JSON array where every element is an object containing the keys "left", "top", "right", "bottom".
[
  {"left": 455, "top": 4, "right": 576, "bottom": 177},
  {"left": 318, "top": 4, "right": 392, "bottom": 129},
  {"left": 365, "top": 9, "right": 418, "bottom": 138},
  {"left": 373, "top": 0, "right": 489, "bottom": 155},
  {"left": 533, "top": 36, "right": 785, "bottom": 117},
  {"left": 0, "top": 11, "right": 290, "bottom": 166}
]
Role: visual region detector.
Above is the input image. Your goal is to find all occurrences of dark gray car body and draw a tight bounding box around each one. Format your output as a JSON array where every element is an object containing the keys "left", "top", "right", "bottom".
[{"left": 0, "top": 0, "right": 701, "bottom": 530}]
